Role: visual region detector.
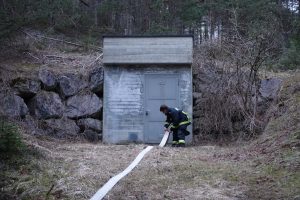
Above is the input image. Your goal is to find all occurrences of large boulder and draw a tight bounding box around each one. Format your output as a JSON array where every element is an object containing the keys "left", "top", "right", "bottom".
[
  {"left": 65, "top": 93, "right": 102, "bottom": 119},
  {"left": 77, "top": 118, "right": 102, "bottom": 132},
  {"left": 193, "top": 67, "right": 220, "bottom": 94},
  {"left": 38, "top": 69, "right": 57, "bottom": 90},
  {"left": 82, "top": 129, "right": 100, "bottom": 142},
  {"left": 42, "top": 117, "right": 80, "bottom": 138},
  {"left": 23, "top": 115, "right": 41, "bottom": 135},
  {"left": 89, "top": 67, "right": 103, "bottom": 95},
  {"left": 58, "top": 74, "right": 87, "bottom": 98},
  {"left": 29, "top": 91, "right": 64, "bottom": 119},
  {"left": 12, "top": 78, "right": 41, "bottom": 98},
  {"left": 259, "top": 78, "right": 283, "bottom": 100},
  {"left": 0, "top": 93, "right": 28, "bottom": 118}
]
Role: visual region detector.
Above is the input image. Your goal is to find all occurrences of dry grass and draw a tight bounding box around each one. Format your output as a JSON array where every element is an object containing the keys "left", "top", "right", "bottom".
[
  {"left": 2, "top": 134, "right": 247, "bottom": 200},
  {"left": 1, "top": 126, "right": 299, "bottom": 200},
  {"left": 17, "top": 134, "right": 147, "bottom": 200},
  {"left": 107, "top": 146, "right": 247, "bottom": 200},
  {"left": 0, "top": 29, "right": 103, "bottom": 86}
]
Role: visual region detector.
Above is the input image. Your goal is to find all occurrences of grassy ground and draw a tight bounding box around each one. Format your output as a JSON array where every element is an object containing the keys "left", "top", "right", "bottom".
[
  {"left": 1, "top": 135, "right": 146, "bottom": 200},
  {"left": 1, "top": 132, "right": 299, "bottom": 199}
]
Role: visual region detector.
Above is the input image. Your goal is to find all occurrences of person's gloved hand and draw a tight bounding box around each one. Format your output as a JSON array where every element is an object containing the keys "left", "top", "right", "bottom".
[{"left": 164, "top": 128, "right": 170, "bottom": 132}]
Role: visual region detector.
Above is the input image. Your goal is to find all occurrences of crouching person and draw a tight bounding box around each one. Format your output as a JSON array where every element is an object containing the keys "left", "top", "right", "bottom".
[{"left": 160, "top": 104, "right": 191, "bottom": 147}]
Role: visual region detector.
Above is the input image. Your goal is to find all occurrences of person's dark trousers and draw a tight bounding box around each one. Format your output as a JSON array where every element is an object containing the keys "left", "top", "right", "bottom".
[
  {"left": 172, "top": 129, "right": 179, "bottom": 145},
  {"left": 178, "top": 124, "right": 189, "bottom": 143},
  {"left": 172, "top": 124, "right": 189, "bottom": 145}
]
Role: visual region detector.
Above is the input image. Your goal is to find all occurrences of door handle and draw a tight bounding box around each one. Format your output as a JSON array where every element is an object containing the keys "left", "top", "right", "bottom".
[{"left": 145, "top": 110, "right": 150, "bottom": 116}]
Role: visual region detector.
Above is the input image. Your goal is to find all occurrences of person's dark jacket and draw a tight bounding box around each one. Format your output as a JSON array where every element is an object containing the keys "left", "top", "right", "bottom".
[{"left": 164, "top": 107, "right": 189, "bottom": 129}]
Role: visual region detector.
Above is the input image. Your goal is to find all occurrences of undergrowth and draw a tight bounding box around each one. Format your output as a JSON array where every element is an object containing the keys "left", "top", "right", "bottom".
[{"left": 0, "top": 119, "right": 24, "bottom": 157}]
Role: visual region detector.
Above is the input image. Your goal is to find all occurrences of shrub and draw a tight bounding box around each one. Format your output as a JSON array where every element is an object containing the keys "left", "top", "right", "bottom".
[
  {"left": 0, "top": 118, "right": 24, "bottom": 154},
  {"left": 278, "top": 38, "right": 300, "bottom": 70}
]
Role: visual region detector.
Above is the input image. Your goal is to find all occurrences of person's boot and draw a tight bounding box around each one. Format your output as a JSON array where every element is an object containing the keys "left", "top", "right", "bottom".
[
  {"left": 172, "top": 141, "right": 178, "bottom": 147},
  {"left": 177, "top": 140, "right": 185, "bottom": 147}
]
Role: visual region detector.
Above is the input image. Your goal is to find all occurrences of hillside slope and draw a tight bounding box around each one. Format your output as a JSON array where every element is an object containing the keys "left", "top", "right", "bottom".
[
  {"left": 1, "top": 73, "right": 299, "bottom": 200},
  {"left": 0, "top": 31, "right": 299, "bottom": 199}
]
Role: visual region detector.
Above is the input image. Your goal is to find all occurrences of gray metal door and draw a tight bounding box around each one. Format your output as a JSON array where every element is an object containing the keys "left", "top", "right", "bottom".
[{"left": 144, "top": 74, "right": 179, "bottom": 143}]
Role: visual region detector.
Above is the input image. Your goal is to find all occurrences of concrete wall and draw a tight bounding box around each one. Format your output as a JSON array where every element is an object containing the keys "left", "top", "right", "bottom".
[
  {"left": 103, "top": 37, "right": 193, "bottom": 64},
  {"left": 103, "top": 65, "right": 193, "bottom": 144}
]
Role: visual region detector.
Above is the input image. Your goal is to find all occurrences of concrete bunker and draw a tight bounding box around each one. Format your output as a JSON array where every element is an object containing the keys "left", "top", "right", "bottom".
[{"left": 102, "top": 36, "right": 193, "bottom": 144}]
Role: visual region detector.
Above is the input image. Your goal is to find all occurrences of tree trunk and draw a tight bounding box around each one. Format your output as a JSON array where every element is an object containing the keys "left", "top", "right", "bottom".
[
  {"left": 94, "top": 0, "right": 98, "bottom": 26},
  {"left": 205, "top": 21, "right": 209, "bottom": 40},
  {"left": 199, "top": 25, "right": 202, "bottom": 44}
]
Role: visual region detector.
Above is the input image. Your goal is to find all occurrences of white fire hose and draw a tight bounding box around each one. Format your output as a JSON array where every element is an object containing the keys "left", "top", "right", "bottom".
[{"left": 90, "top": 130, "right": 170, "bottom": 200}]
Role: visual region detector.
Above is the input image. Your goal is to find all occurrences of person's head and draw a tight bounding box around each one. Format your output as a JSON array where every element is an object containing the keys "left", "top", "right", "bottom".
[{"left": 160, "top": 104, "right": 169, "bottom": 115}]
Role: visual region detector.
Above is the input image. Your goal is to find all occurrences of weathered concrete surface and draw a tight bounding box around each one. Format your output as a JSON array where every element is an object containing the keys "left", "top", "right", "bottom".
[
  {"left": 103, "top": 37, "right": 193, "bottom": 64},
  {"left": 103, "top": 65, "right": 192, "bottom": 144}
]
